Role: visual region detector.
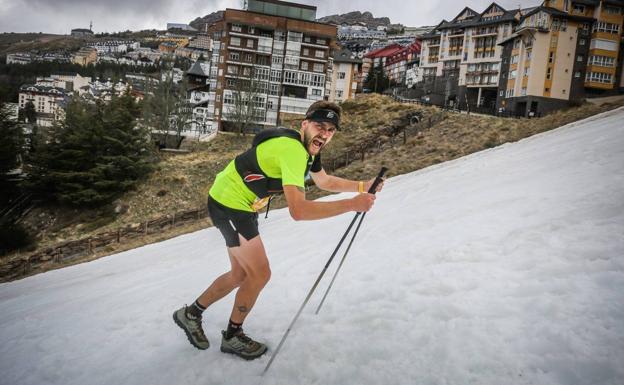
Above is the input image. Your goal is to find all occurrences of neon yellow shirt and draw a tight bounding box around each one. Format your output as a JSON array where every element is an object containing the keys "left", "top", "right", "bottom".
[{"left": 208, "top": 136, "right": 310, "bottom": 212}]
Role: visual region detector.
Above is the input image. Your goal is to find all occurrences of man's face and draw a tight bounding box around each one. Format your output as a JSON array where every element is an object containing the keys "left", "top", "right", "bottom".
[{"left": 302, "top": 120, "right": 337, "bottom": 155}]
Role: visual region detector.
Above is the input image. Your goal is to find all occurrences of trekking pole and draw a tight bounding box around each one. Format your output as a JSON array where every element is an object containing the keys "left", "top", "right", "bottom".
[
  {"left": 315, "top": 170, "right": 387, "bottom": 315},
  {"left": 314, "top": 213, "right": 366, "bottom": 314},
  {"left": 263, "top": 167, "right": 387, "bottom": 374}
]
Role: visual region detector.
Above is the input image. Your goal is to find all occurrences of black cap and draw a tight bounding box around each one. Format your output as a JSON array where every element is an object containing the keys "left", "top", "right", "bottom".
[{"left": 305, "top": 109, "right": 340, "bottom": 129}]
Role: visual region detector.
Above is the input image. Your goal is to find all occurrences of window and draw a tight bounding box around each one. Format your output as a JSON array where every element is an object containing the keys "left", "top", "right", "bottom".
[
  {"left": 242, "top": 67, "right": 251, "bottom": 76},
  {"left": 317, "top": 38, "right": 326, "bottom": 45},
  {"left": 544, "top": 88, "right": 549, "bottom": 93},
  {"left": 577, "top": 55, "right": 584, "bottom": 62},
  {"left": 335, "top": 90, "right": 343, "bottom": 98},
  {"left": 574, "top": 71, "right": 581, "bottom": 78},
  {"left": 304, "top": 36, "right": 312, "bottom": 43},
  {"left": 230, "top": 37, "right": 241, "bottom": 46},
  {"left": 219, "top": 55, "right": 224, "bottom": 63},
  {"left": 301, "top": 61, "right": 309, "bottom": 70},
  {"left": 505, "top": 88, "right": 514, "bottom": 97},
  {"left": 231, "top": 24, "right": 242, "bottom": 32},
  {"left": 315, "top": 50, "right": 325, "bottom": 59},
  {"left": 585, "top": 71, "right": 613, "bottom": 83},
  {"left": 526, "top": 51, "right": 532, "bottom": 60},
  {"left": 521, "top": 87, "right": 527, "bottom": 96},
  {"left": 245, "top": 53, "right": 253, "bottom": 62},
  {"left": 604, "top": 6, "right": 621, "bottom": 15},
  {"left": 311, "top": 89, "right": 322, "bottom": 96},
  {"left": 246, "top": 39, "right": 254, "bottom": 48},
  {"left": 337, "top": 72, "right": 346, "bottom": 79},
  {"left": 509, "top": 69, "right": 517, "bottom": 79},
  {"left": 548, "top": 51, "right": 554, "bottom": 63},
  {"left": 524, "top": 67, "right": 530, "bottom": 76},
  {"left": 589, "top": 55, "right": 615, "bottom": 67},
  {"left": 593, "top": 22, "right": 620, "bottom": 34},
  {"left": 311, "top": 74, "right": 324, "bottom": 87},
  {"left": 270, "top": 70, "right": 281, "bottom": 82},
  {"left": 579, "top": 39, "right": 586, "bottom": 46},
  {"left": 303, "top": 48, "right": 309, "bottom": 56},
  {"left": 511, "top": 55, "right": 519, "bottom": 64},
  {"left": 254, "top": 67, "right": 270, "bottom": 80},
  {"left": 546, "top": 67, "right": 552, "bottom": 79},
  {"left": 216, "top": 94, "right": 221, "bottom": 102},
  {"left": 590, "top": 39, "right": 617, "bottom": 51},
  {"left": 249, "top": 27, "right": 255, "bottom": 34},
  {"left": 272, "top": 56, "right": 283, "bottom": 65},
  {"left": 313, "top": 63, "right": 324, "bottom": 72},
  {"left": 573, "top": 4, "right": 585, "bottom": 13},
  {"left": 288, "top": 31, "right": 302, "bottom": 42},
  {"left": 227, "top": 65, "right": 238, "bottom": 75},
  {"left": 560, "top": 20, "right": 567, "bottom": 32},
  {"left": 229, "top": 52, "right": 240, "bottom": 61}
]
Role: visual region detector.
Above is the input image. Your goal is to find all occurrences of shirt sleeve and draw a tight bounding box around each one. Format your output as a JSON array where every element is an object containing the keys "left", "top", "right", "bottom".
[
  {"left": 279, "top": 142, "right": 308, "bottom": 187},
  {"left": 310, "top": 153, "right": 322, "bottom": 173}
]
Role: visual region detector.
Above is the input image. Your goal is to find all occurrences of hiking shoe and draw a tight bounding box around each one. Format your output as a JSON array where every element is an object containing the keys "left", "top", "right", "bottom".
[
  {"left": 173, "top": 306, "right": 210, "bottom": 350},
  {"left": 220, "top": 330, "right": 267, "bottom": 360}
]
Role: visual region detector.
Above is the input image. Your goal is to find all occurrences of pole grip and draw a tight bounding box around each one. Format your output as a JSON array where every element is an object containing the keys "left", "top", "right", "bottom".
[{"left": 367, "top": 167, "right": 388, "bottom": 194}]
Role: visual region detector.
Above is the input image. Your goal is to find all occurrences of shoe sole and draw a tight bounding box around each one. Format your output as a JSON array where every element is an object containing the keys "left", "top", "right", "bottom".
[
  {"left": 220, "top": 345, "right": 268, "bottom": 360},
  {"left": 172, "top": 311, "right": 209, "bottom": 350}
]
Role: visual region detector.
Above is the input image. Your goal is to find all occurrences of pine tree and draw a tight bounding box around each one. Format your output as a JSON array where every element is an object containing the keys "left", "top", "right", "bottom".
[
  {"left": 0, "top": 102, "right": 24, "bottom": 201},
  {"left": 364, "top": 63, "right": 391, "bottom": 94},
  {"left": 27, "top": 94, "right": 153, "bottom": 207}
]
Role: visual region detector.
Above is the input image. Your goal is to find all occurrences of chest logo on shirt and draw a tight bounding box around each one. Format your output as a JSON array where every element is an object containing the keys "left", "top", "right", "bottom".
[{"left": 244, "top": 174, "right": 265, "bottom": 182}]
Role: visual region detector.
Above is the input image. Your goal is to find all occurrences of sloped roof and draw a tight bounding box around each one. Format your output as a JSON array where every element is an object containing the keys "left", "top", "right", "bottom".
[
  {"left": 333, "top": 48, "right": 362, "bottom": 64},
  {"left": 364, "top": 43, "right": 403, "bottom": 59},
  {"left": 186, "top": 60, "right": 209, "bottom": 77}
]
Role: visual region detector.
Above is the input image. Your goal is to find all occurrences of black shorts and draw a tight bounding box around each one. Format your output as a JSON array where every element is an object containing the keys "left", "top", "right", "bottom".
[{"left": 207, "top": 196, "right": 259, "bottom": 248}]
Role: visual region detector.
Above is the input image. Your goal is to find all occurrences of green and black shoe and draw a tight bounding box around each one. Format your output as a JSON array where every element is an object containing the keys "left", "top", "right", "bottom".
[
  {"left": 173, "top": 306, "right": 210, "bottom": 350},
  {"left": 220, "top": 329, "right": 267, "bottom": 360}
]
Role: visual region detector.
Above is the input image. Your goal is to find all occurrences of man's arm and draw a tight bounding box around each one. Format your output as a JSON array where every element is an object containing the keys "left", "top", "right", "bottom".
[
  {"left": 310, "top": 168, "right": 384, "bottom": 193},
  {"left": 283, "top": 185, "right": 375, "bottom": 221}
]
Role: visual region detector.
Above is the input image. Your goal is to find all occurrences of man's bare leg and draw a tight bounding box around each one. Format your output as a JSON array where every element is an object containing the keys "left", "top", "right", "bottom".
[
  {"left": 228, "top": 234, "right": 271, "bottom": 324},
  {"left": 219, "top": 234, "right": 270, "bottom": 359},
  {"left": 195, "top": 249, "right": 247, "bottom": 308}
]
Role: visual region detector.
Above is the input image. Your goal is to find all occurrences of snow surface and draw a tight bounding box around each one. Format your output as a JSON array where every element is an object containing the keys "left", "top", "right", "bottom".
[{"left": 1, "top": 108, "right": 624, "bottom": 385}]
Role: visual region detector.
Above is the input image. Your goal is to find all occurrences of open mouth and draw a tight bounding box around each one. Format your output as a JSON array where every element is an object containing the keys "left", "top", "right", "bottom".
[{"left": 311, "top": 138, "right": 324, "bottom": 151}]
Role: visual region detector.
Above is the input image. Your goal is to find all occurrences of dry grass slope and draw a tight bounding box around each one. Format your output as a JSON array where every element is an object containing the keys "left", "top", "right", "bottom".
[{"left": 6, "top": 94, "right": 624, "bottom": 269}]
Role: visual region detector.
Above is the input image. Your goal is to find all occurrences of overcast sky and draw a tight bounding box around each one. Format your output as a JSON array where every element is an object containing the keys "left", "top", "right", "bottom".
[{"left": 0, "top": 0, "right": 541, "bottom": 34}]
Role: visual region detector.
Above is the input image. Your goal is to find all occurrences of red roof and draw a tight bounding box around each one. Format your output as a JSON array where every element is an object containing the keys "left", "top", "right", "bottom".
[
  {"left": 364, "top": 43, "right": 403, "bottom": 59},
  {"left": 386, "top": 41, "right": 421, "bottom": 65}
]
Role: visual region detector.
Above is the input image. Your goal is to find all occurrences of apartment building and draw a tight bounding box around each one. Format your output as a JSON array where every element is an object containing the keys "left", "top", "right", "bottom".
[
  {"left": 6, "top": 53, "right": 32, "bottom": 65},
  {"left": 547, "top": 0, "right": 624, "bottom": 95},
  {"left": 18, "top": 84, "right": 67, "bottom": 127},
  {"left": 205, "top": 0, "right": 337, "bottom": 131},
  {"left": 496, "top": 3, "right": 608, "bottom": 116},
  {"left": 385, "top": 41, "right": 421, "bottom": 85},
  {"left": 328, "top": 48, "right": 362, "bottom": 102},
  {"left": 415, "top": 4, "right": 521, "bottom": 107},
  {"left": 72, "top": 47, "right": 97, "bottom": 66}
]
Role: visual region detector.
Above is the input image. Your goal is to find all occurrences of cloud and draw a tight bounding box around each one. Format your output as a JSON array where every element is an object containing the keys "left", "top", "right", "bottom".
[{"left": 0, "top": 0, "right": 540, "bottom": 34}]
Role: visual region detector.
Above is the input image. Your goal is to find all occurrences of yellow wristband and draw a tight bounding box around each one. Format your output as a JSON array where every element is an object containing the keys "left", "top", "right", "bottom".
[{"left": 358, "top": 181, "right": 365, "bottom": 193}]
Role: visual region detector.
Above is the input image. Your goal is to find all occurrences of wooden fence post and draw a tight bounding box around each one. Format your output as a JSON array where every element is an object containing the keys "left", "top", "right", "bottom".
[
  {"left": 88, "top": 238, "right": 92, "bottom": 254},
  {"left": 144, "top": 221, "right": 149, "bottom": 235},
  {"left": 403, "top": 129, "right": 407, "bottom": 144},
  {"left": 172, "top": 213, "right": 176, "bottom": 226}
]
